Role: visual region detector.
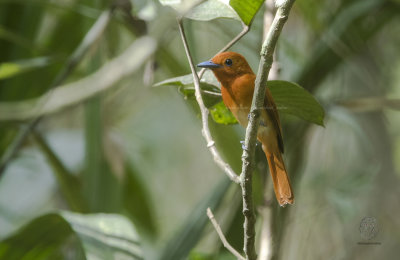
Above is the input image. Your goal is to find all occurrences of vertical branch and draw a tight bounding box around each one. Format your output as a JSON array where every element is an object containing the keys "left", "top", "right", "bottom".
[
  {"left": 178, "top": 1, "right": 296, "bottom": 258},
  {"left": 240, "top": 1, "right": 296, "bottom": 260}
]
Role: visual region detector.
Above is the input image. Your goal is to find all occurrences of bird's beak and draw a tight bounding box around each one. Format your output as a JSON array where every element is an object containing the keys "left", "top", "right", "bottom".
[{"left": 197, "top": 60, "right": 222, "bottom": 69}]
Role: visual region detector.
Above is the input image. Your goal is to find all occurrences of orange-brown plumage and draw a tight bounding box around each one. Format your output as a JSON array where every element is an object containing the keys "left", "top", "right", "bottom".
[{"left": 198, "top": 52, "right": 294, "bottom": 206}]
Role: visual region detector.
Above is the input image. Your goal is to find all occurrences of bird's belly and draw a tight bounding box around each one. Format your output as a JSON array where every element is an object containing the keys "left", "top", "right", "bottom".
[
  {"left": 235, "top": 107, "right": 250, "bottom": 127},
  {"left": 235, "top": 107, "right": 272, "bottom": 136},
  {"left": 234, "top": 107, "right": 275, "bottom": 150}
]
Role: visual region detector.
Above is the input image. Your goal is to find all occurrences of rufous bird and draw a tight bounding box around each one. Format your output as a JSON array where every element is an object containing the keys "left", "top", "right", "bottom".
[{"left": 197, "top": 52, "right": 294, "bottom": 206}]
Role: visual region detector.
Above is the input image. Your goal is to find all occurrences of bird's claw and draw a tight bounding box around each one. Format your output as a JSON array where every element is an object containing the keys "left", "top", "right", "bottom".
[
  {"left": 241, "top": 141, "right": 261, "bottom": 150},
  {"left": 240, "top": 140, "right": 248, "bottom": 151},
  {"left": 247, "top": 114, "right": 266, "bottom": 127}
]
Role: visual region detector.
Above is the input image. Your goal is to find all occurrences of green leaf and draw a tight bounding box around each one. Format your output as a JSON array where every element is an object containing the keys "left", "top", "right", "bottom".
[
  {"left": 159, "top": 0, "right": 263, "bottom": 25},
  {"left": 179, "top": 83, "right": 222, "bottom": 108},
  {"left": 0, "top": 212, "right": 143, "bottom": 260},
  {"left": 0, "top": 57, "right": 53, "bottom": 80},
  {"left": 229, "top": 0, "right": 264, "bottom": 25},
  {"left": 154, "top": 69, "right": 219, "bottom": 87},
  {"left": 210, "top": 101, "right": 238, "bottom": 125},
  {"left": 84, "top": 36, "right": 118, "bottom": 214},
  {"left": 185, "top": 0, "right": 240, "bottom": 22},
  {"left": 60, "top": 212, "right": 143, "bottom": 260},
  {"left": 159, "top": 0, "right": 240, "bottom": 22},
  {"left": 0, "top": 213, "right": 82, "bottom": 260},
  {"left": 154, "top": 70, "right": 222, "bottom": 108},
  {"left": 84, "top": 97, "right": 121, "bottom": 212},
  {"left": 268, "top": 80, "right": 325, "bottom": 126}
]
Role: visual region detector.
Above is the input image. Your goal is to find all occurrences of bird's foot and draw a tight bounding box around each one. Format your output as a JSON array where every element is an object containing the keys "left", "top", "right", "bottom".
[
  {"left": 247, "top": 114, "right": 266, "bottom": 127},
  {"left": 240, "top": 141, "right": 261, "bottom": 150},
  {"left": 240, "top": 140, "right": 248, "bottom": 151}
]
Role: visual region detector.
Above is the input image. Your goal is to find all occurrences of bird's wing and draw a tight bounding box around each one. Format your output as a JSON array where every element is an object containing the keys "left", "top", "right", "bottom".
[{"left": 264, "top": 88, "right": 284, "bottom": 153}]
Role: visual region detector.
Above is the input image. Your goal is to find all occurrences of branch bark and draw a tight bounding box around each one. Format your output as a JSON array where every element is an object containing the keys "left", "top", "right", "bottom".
[
  {"left": 178, "top": 1, "right": 295, "bottom": 258},
  {"left": 239, "top": 1, "right": 296, "bottom": 259}
]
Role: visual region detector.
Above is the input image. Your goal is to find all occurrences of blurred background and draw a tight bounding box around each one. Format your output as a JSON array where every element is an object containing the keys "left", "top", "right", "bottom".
[{"left": 0, "top": 0, "right": 399, "bottom": 259}]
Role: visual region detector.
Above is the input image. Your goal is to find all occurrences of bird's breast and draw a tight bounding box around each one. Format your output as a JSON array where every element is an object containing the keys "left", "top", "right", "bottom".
[
  {"left": 221, "top": 86, "right": 249, "bottom": 127},
  {"left": 220, "top": 74, "right": 255, "bottom": 127},
  {"left": 221, "top": 83, "right": 275, "bottom": 144}
]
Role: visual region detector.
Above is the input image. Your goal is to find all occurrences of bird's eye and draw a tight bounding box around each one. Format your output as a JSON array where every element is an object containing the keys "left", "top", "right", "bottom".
[{"left": 225, "top": 59, "right": 233, "bottom": 66}]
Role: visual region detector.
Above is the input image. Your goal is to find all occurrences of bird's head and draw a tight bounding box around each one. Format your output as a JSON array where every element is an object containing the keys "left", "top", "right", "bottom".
[{"left": 197, "top": 52, "right": 254, "bottom": 85}]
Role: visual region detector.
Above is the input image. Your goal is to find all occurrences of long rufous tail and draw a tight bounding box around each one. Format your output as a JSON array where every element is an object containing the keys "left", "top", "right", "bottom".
[{"left": 264, "top": 150, "right": 294, "bottom": 206}]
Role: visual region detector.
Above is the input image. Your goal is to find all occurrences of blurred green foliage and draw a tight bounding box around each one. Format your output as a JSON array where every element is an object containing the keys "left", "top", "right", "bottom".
[{"left": 0, "top": 0, "right": 400, "bottom": 259}]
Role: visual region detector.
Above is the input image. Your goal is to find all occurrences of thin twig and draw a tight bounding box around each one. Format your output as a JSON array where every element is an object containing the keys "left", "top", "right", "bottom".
[
  {"left": 177, "top": 19, "right": 240, "bottom": 184},
  {"left": 207, "top": 208, "right": 245, "bottom": 260},
  {"left": 240, "top": 1, "right": 296, "bottom": 259},
  {"left": 218, "top": 24, "right": 250, "bottom": 55},
  {"left": 177, "top": 22, "right": 249, "bottom": 183}
]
